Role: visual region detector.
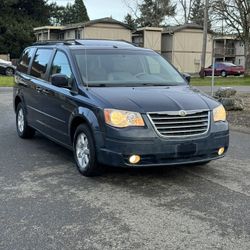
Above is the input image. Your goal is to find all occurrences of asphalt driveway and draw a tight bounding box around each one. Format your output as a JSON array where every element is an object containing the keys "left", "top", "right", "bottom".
[{"left": 1, "top": 89, "right": 250, "bottom": 250}]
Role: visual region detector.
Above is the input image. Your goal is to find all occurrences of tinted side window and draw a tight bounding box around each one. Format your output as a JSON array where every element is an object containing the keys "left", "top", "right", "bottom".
[
  {"left": 50, "top": 51, "right": 72, "bottom": 79},
  {"left": 30, "top": 49, "right": 53, "bottom": 80},
  {"left": 17, "top": 48, "right": 35, "bottom": 74},
  {"left": 50, "top": 51, "right": 74, "bottom": 87}
]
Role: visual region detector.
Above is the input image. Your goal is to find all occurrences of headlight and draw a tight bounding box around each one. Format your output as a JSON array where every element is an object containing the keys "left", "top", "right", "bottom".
[
  {"left": 213, "top": 105, "right": 226, "bottom": 122},
  {"left": 104, "top": 109, "right": 145, "bottom": 128}
]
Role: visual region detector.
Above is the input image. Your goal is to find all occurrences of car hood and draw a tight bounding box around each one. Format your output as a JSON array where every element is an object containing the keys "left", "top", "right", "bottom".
[{"left": 88, "top": 85, "right": 220, "bottom": 113}]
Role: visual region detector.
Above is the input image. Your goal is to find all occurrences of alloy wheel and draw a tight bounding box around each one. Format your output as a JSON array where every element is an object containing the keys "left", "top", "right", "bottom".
[{"left": 75, "top": 132, "right": 90, "bottom": 171}]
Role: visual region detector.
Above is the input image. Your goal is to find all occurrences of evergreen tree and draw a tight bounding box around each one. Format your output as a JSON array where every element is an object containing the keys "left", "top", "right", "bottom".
[
  {"left": 61, "top": 0, "right": 89, "bottom": 24},
  {"left": 74, "top": 0, "right": 89, "bottom": 23},
  {"left": 124, "top": 14, "right": 137, "bottom": 30},
  {"left": 49, "top": 3, "right": 65, "bottom": 25},
  {"left": 190, "top": 0, "right": 204, "bottom": 26},
  {"left": 0, "top": 0, "right": 51, "bottom": 58},
  {"left": 137, "top": 0, "right": 175, "bottom": 27}
]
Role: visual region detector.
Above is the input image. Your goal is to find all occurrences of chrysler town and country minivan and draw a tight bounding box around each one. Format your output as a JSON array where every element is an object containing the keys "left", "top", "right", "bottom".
[{"left": 14, "top": 40, "right": 229, "bottom": 176}]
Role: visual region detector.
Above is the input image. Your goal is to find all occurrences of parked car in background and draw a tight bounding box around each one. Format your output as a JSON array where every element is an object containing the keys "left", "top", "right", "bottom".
[
  {"left": 201, "top": 62, "right": 244, "bottom": 77},
  {"left": 0, "top": 59, "right": 16, "bottom": 76}
]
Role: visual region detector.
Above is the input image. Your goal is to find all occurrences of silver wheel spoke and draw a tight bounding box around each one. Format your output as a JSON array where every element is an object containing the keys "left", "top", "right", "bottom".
[
  {"left": 75, "top": 132, "right": 90, "bottom": 171},
  {"left": 18, "top": 108, "right": 24, "bottom": 133}
]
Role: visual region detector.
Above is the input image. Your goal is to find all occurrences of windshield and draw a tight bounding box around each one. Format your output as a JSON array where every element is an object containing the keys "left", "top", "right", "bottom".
[{"left": 73, "top": 49, "right": 186, "bottom": 86}]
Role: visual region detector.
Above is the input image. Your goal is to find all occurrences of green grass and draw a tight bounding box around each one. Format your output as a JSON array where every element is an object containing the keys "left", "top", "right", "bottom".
[
  {"left": 0, "top": 76, "right": 14, "bottom": 87},
  {"left": 191, "top": 76, "right": 250, "bottom": 86},
  {"left": 1, "top": 75, "right": 250, "bottom": 87}
]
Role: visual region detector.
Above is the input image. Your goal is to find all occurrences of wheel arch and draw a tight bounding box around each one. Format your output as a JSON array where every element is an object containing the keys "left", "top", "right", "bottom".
[
  {"left": 14, "top": 95, "right": 22, "bottom": 113},
  {"left": 69, "top": 107, "right": 102, "bottom": 145}
]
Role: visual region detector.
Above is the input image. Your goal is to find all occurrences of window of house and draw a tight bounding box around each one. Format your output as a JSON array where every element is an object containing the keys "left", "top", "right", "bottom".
[
  {"left": 58, "top": 33, "right": 64, "bottom": 40},
  {"left": 17, "top": 48, "right": 36, "bottom": 74},
  {"left": 30, "top": 49, "right": 53, "bottom": 80},
  {"left": 75, "top": 30, "right": 81, "bottom": 39}
]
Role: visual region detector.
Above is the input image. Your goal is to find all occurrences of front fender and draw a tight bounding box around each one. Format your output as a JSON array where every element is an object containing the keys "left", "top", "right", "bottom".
[{"left": 68, "top": 106, "right": 105, "bottom": 148}]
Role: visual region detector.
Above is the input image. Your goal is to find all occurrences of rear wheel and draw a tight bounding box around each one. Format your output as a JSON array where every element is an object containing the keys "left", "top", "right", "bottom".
[
  {"left": 73, "top": 124, "right": 100, "bottom": 177},
  {"left": 5, "top": 67, "right": 14, "bottom": 76},
  {"left": 16, "top": 103, "right": 35, "bottom": 138}
]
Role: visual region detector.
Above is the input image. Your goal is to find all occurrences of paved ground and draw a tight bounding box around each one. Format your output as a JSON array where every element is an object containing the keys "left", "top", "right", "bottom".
[{"left": 1, "top": 90, "right": 250, "bottom": 250}]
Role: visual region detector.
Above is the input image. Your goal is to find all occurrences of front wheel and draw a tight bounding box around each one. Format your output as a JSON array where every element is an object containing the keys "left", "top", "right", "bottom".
[
  {"left": 16, "top": 103, "right": 35, "bottom": 138},
  {"left": 73, "top": 124, "right": 100, "bottom": 177},
  {"left": 221, "top": 71, "right": 227, "bottom": 77}
]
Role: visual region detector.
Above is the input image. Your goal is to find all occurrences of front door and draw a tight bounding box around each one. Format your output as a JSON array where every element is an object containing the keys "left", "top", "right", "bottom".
[{"left": 34, "top": 50, "right": 76, "bottom": 145}]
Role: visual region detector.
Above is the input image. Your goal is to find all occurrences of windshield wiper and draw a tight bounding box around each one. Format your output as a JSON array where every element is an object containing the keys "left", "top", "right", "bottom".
[
  {"left": 86, "top": 83, "right": 107, "bottom": 87},
  {"left": 141, "top": 83, "right": 178, "bottom": 86}
]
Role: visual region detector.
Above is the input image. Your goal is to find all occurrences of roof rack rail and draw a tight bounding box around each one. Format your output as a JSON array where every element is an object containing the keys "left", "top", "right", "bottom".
[
  {"left": 32, "top": 39, "right": 138, "bottom": 48},
  {"left": 116, "top": 39, "right": 138, "bottom": 47},
  {"left": 32, "top": 40, "right": 75, "bottom": 46}
]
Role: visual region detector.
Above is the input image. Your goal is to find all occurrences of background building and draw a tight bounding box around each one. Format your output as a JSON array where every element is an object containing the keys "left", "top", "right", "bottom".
[
  {"left": 132, "top": 27, "right": 163, "bottom": 54},
  {"left": 34, "top": 20, "right": 246, "bottom": 74},
  {"left": 161, "top": 24, "right": 213, "bottom": 74},
  {"left": 34, "top": 17, "right": 132, "bottom": 42},
  {"left": 213, "top": 36, "right": 245, "bottom": 67}
]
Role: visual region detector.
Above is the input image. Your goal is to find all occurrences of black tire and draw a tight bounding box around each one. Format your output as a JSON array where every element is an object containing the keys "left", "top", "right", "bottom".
[
  {"left": 5, "top": 67, "right": 14, "bottom": 76},
  {"left": 221, "top": 70, "right": 227, "bottom": 77},
  {"left": 16, "top": 103, "right": 35, "bottom": 139},
  {"left": 73, "top": 124, "right": 100, "bottom": 177}
]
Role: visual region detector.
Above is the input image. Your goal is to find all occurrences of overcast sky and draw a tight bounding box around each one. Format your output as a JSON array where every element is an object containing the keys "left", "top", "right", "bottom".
[{"left": 49, "top": 0, "right": 132, "bottom": 21}]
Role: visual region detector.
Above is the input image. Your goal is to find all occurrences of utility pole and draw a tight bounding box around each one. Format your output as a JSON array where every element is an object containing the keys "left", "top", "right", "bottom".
[{"left": 200, "top": 0, "right": 209, "bottom": 78}]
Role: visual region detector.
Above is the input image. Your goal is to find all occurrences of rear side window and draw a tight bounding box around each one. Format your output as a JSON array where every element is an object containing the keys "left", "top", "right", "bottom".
[
  {"left": 30, "top": 49, "right": 53, "bottom": 80},
  {"left": 17, "top": 48, "right": 35, "bottom": 74}
]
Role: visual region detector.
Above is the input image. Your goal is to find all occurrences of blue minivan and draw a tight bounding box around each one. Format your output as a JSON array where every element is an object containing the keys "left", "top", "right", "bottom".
[{"left": 14, "top": 40, "right": 229, "bottom": 176}]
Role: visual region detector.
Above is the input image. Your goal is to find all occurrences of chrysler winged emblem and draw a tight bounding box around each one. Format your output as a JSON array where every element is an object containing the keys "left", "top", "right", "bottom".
[{"left": 179, "top": 110, "right": 187, "bottom": 117}]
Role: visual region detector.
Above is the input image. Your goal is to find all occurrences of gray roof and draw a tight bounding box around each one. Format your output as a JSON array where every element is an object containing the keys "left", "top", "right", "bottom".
[
  {"left": 62, "top": 17, "right": 131, "bottom": 30},
  {"left": 162, "top": 23, "right": 212, "bottom": 34}
]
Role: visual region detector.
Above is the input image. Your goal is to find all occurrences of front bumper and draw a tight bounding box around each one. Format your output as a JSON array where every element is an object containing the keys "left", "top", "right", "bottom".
[{"left": 96, "top": 129, "right": 229, "bottom": 167}]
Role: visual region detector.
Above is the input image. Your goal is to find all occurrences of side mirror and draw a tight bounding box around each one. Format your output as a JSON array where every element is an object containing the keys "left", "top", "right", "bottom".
[
  {"left": 51, "top": 74, "right": 69, "bottom": 88},
  {"left": 183, "top": 73, "right": 191, "bottom": 84}
]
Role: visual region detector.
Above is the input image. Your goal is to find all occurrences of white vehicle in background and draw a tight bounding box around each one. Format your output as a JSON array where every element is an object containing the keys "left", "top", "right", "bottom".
[{"left": 0, "top": 59, "right": 16, "bottom": 76}]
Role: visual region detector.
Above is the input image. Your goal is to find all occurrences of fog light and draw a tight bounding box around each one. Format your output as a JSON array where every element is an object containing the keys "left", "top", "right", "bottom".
[
  {"left": 129, "top": 155, "right": 141, "bottom": 164},
  {"left": 218, "top": 147, "right": 225, "bottom": 156}
]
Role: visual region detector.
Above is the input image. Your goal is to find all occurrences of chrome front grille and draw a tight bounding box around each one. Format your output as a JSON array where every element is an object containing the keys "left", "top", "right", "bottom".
[{"left": 148, "top": 110, "right": 210, "bottom": 138}]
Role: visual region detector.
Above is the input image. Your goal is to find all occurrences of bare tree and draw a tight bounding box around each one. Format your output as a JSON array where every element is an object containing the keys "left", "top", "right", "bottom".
[
  {"left": 211, "top": 0, "right": 250, "bottom": 75},
  {"left": 176, "top": 0, "right": 194, "bottom": 23}
]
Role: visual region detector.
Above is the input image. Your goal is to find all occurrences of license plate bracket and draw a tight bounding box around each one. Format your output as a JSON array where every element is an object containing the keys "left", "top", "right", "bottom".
[{"left": 177, "top": 143, "right": 197, "bottom": 157}]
